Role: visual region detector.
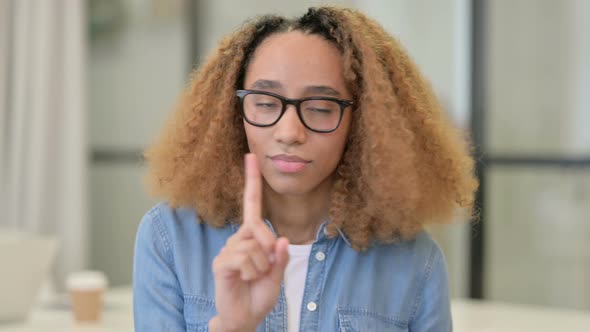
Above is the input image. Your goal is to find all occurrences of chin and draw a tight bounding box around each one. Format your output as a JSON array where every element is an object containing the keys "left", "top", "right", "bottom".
[{"left": 264, "top": 177, "right": 314, "bottom": 196}]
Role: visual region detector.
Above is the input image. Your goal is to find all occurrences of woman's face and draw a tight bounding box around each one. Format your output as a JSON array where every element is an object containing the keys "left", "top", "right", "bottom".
[{"left": 243, "top": 31, "right": 353, "bottom": 196}]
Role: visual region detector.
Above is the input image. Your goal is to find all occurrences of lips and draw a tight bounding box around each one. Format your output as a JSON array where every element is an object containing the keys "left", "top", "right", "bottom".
[
  {"left": 269, "top": 154, "right": 310, "bottom": 173},
  {"left": 270, "top": 154, "right": 311, "bottom": 163}
]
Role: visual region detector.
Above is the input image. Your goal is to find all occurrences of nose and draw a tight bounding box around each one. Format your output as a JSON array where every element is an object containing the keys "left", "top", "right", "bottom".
[{"left": 273, "top": 105, "right": 307, "bottom": 145}]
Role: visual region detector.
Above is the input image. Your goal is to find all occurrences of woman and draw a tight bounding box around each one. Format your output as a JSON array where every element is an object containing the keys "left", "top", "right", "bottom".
[{"left": 133, "top": 6, "right": 478, "bottom": 332}]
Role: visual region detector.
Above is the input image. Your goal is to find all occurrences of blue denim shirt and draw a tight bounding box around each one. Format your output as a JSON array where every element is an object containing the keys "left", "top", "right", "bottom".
[{"left": 133, "top": 202, "right": 452, "bottom": 331}]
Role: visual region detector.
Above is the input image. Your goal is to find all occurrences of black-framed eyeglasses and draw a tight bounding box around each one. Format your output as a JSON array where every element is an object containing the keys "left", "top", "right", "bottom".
[{"left": 236, "top": 89, "right": 355, "bottom": 133}]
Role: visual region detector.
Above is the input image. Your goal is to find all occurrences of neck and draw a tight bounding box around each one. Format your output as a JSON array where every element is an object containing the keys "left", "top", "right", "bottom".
[{"left": 262, "top": 176, "right": 334, "bottom": 245}]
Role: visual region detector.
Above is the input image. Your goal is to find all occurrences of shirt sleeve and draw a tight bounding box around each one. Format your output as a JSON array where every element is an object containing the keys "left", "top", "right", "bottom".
[
  {"left": 409, "top": 242, "right": 453, "bottom": 332},
  {"left": 133, "top": 207, "right": 193, "bottom": 331}
]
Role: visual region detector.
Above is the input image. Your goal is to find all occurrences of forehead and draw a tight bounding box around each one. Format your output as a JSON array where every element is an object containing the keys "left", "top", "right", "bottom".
[{"left": 244, "top": 31, "right": 347, "bottom": 92}]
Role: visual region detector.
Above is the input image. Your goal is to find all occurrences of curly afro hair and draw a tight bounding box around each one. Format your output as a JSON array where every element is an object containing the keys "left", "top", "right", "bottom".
[{"left": 144, "top": 6, "right": 479, "bottom": 250}]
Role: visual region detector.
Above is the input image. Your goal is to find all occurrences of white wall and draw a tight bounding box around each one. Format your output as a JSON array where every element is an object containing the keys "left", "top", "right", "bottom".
[
  {"left": 486, "top": 0, "right": 590, "bottom": 310},
  {"left": 88, "top": 0, "right": 187, "bottom": 285}
]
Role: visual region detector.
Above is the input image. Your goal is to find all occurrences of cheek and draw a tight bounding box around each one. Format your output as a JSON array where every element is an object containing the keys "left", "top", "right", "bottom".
[
  {"left": 313, "top": 133, "right": 349, "bottom": 173},
  {"left": 244, "top": 122, "right": 262, "bottom": 152}
]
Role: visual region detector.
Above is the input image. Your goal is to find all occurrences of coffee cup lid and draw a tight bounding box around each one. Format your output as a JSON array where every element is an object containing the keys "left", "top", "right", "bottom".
[{"left": 66, "top": 270, "right": 108, "bottom": 291}]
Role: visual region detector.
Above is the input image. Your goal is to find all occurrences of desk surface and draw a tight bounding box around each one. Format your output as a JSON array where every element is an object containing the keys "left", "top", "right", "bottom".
[
  {"left": 452, "top": 299, "right": 590, "bottom": 331},
  {"left": 0, "top": 288, "right": 133, "bottom": 332},
  {"left": 1, "top": 287, "right": 589, "bottom": 331}
]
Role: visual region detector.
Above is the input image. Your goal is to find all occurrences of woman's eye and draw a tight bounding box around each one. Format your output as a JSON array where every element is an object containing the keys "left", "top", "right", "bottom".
[
  {"left": 256, "top": 103, "right": 278, "bottom": 108},
  {"left": 307, "top": 108, "right": 334, "bottom": 114}
]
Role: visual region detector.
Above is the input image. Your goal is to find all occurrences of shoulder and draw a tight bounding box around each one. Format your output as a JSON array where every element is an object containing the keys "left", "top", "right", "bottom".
[
  {"left": 401, "top": 231, "right": 448, "bottom": 291},
  {"left": 372, "top": 230, "right": 445, "bottom": 269},
  {"left": 401, "top": 232, "right": 451, "bottom": 328},
  {"left": 136, "top": 202, "right": 236, "bottom": 256},
  {"left": 138, "top": 201, "right": 235, "bottom": 233},
  {"left": 369, "top": 231, "right": 448, "bottom": 299},
  {"left": 384, "top": 231, "right": 450, "bottom": 321},
  {"left": 331, "top": 230, "right": 449, "bottom": 327},
  {"left": 405, "top": 231, "right": 445, "bottom": 268},
  {"left": 136, "top": 202, "right": 196, "bottom": 245},
  {"left": 134, "top": 202, "right": 236, "bottom": 294},
  {"left": 390, "top": 231, "right": 450, "bottom": 323},
  {"left": 139, "top": 201, "right": 199, "bottom": 227}
]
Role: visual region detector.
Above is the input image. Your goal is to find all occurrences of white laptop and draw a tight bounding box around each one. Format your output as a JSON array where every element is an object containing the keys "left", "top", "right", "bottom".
[{"left": 0, "top": 229, "right": 58, "bottom": 322}]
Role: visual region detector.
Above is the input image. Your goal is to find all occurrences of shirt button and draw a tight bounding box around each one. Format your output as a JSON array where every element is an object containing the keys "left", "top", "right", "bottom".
[
  {"left": 315, "top": 251, "right": 326, "bottom": 262},
  {"left": 307, "top": 301, "right": 317, "bottom": 312}
]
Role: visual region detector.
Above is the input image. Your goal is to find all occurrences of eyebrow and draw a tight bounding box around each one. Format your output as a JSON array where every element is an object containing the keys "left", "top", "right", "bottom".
[
  {"left": 250, "top": 79, "right": 342, "bottom": 97},
  {"left": 303, "top": 85, "right": 341, "bottom": 97},
  {"left": 251, "top": 79, "right": 282, "bottom": 90}
]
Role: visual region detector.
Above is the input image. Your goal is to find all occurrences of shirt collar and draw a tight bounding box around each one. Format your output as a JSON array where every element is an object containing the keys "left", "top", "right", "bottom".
[{"left": 262, "top": 218, "right": 352, "bottom": 247}]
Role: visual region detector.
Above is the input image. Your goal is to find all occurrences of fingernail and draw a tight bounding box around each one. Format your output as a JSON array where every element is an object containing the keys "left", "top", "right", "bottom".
[{"left": 268, "top": 253, "right": 276, "bottom": 264}]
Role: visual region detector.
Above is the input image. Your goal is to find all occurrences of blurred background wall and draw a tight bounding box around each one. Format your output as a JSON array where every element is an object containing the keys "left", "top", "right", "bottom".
[
  {"left": 484, "top": 0, "right": 590, "bottom": 309},
  {"left": 2, "top": 0, "right": 588, "bottom": 311},
  {"left": 89, "top": 0, "right": 590, "bottom": 309},
  {"left": 88, "top": 0, "right": 185, "bottom": 289}
]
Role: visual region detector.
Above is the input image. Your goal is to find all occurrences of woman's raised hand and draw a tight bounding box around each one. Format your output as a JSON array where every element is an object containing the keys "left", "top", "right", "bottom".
[{"left": 209, "top": 154, "right": 290, "bottom": 332}]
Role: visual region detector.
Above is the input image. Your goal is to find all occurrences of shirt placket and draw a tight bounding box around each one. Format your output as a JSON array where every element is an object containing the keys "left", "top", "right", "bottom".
[{"left": 297, "top": 224, "right": 332, "bottom": 332}]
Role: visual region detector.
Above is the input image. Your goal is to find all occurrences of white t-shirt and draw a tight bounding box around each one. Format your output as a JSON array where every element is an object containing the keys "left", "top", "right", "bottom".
[{"left": 284, "top": 244, "right": 312, "bottom": 332}]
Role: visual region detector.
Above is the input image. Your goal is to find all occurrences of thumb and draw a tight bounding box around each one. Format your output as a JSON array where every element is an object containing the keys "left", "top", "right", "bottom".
[{"left": 270, "top": 237, "right": 289, "bottom": 283}]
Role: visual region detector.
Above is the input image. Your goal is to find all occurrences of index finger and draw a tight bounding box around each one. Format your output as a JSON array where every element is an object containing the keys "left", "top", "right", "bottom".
[
  {"left": 243, "top": 153, "right": 262, "bottom": 226},
  {"left": 242, "top": 153, "right": 277, "bottom": 255}
]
